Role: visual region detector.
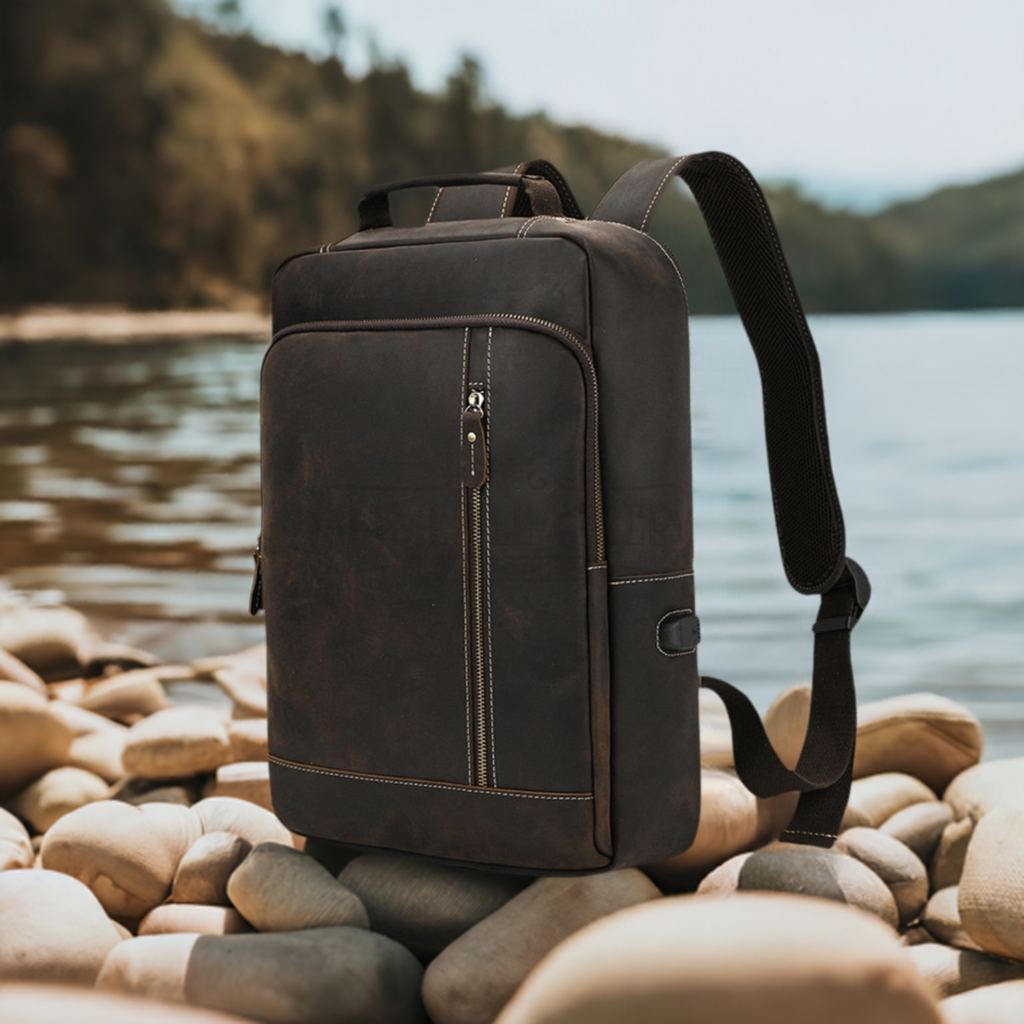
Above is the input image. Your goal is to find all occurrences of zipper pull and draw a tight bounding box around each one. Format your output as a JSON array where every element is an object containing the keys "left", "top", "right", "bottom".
[
  {"left": 461, "top": 390, "right": 488, "bottom": 489},
  {"left": 249, "top": 535, "right": 263, "bottom": 616}
]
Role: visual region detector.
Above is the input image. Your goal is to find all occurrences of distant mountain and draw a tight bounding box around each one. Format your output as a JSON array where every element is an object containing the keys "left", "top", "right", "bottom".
[{"left": 1, "top": 0, "right": 1021, "bottom": 313}]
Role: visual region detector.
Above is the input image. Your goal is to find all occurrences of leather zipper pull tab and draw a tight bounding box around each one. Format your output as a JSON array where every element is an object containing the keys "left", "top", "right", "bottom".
[
  {"left": 461, "top": 391, "right": 488, "bottom": 488},
  {"left": 249, "top": 536, "right": 263, "bottom": 615}
]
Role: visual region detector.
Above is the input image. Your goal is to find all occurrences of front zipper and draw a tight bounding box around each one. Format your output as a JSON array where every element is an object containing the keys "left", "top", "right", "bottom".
[{"left": 462, "top": 388, "right": 489, "bottom": 786}]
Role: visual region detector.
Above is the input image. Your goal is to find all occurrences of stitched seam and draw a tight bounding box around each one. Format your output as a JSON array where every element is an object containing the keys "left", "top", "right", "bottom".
[
  {"left": 460, "top": 327, "right": 473, "bottom": 784},
  {"left": 609, "top": 570, "right": 694, "bottom": 586},
  {"left": 485, "top": 326, "right": 496, "bottom": 786},
  {"left": 641, "top": 157, "right": 688, "bottom": 232},
  {"left": 587, "top": 564, "right": 607, "bottom": 571},
  {"left": 517, "top": 216, "right": 542, "bottom": 238},
  {"left": 656, "top": 607, "right": 696, "bottom": 657},
  {"left": 271, "top": 758, "right": 593, "bottom": 800},
  {"left": 611, "top": 221, "right": 688, "bottom": 305},
  {"left": 782, "top": 828, "right": 837, "bottom": 839},
  {"left": 426, "top": 187, "right": 444, "bottom": 223},
  {"left": 501, "top": 161, "right": 526, "bottom": 218}
]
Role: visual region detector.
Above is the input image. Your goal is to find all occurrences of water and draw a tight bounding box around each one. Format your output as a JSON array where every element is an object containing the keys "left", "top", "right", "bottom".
[{"left": 1, "top": 311, "right": 1022, "bottom": 753}]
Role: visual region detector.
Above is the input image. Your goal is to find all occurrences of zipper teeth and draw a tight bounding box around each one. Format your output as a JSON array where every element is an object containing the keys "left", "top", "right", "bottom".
[
  {"left": 469, "top": 485, "right": 488, "bottom": 786},
  {"left": 274, "top": 313, "right": 604, "bottom": 561}
]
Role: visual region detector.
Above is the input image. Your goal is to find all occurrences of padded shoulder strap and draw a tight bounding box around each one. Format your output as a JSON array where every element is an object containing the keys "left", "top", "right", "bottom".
[
  {"left": 429, "top": 159, "right": 583, "bottom": 223},
  {"left": 593, "top": 152, "right": 870, "bottom": 845}
]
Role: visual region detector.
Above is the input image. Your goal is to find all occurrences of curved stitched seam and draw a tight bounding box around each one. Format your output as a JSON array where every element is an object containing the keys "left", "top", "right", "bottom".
[
  {"left": 641, "top": 156, "right": 689, "bottom": 232},
  {"left": 656, "top": 607, "right": 696, "bottom": 657},
  {"left": 782, "top": 828, "right": 837, "bottom": 839},
  {"left": 460, "top": 327, "right": 473, "bottom": 783},
  {"left": 426, "top": 186, "right": 444, "bottom": 223},
  {"left": 271, "top": 759, "right": 593, "bottom": 800}
]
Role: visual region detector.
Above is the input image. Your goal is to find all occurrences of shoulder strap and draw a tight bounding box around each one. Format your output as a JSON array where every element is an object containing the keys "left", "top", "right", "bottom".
[
  {"left": 593, "top": 151, "right": 870, "bottom": 846},
  {"left": 428, "top": 159, "right": 583, "bottom": 223}
]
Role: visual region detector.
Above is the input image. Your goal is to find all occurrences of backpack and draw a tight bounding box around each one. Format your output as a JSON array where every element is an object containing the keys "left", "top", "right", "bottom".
[{"left": 251, "top": 152, "right": 870, "bottom": 874}]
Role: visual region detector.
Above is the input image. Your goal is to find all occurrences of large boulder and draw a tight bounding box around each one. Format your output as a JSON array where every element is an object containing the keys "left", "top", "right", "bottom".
[
  {"left": 337, "top": 853, "right": 530, "bottom": 960},
  {"left": 958, "top": 801, "right": 1024, "bottom": 961},
  {"left": 9, "top": 766, "right": 110, "bottom": 833},
  {"left": 0, "top": 869, "right": 123, "bottom": 985},
  {"left": 921, "top": 887, "right": 982, "bottom": 951},
  {"left": 643, "top": 768, "right": 797, "bottom": 890},
  {"left": 190, "top": 797, "right": 293, "bottom": 848},
  {"left": 941, "top": 980, "right": 1024, "bottom": 1024},
  {"left": 841, "top": 772, "right": 936, "bottom": 830},
  {"left": 172, "top": 832, "right": 251, "bottom": 906},
  {"left": 98, "top": 928, "right": 426, "bottom": 1023},
  {"left": 879, "top": 801, "right": 953, "bottom": 862},
  {"left": 906, "top": 943, "right": 1024, "bottom": 999},
  {"left": 227, "top": 842, "right": 369, "bottom": 932},
  {"left": 423, "top": 871, "right": 660, "bottom": 1024},
  {"left": 930, "top": 815, "right": 975, "bottom": 891},
  {"left": 494, "top": 893, "right": 942, "bottom": 1024},
  {"left": 78, "top": 670, "right": 170, "bottom": 721},
  {"left": 139, "top": 905, "right": 252, "bottom": 936},
  {"left": 945, "top": 758, "right": 1024, "bottom": 820},
  {"left": 122, "top": 707, "right": 232, "bottom": 779},
  {"left": 0, "top": 605, "right": 97, "bottom": 677},
  {"left": 696, "top": 846, "right": 898, "bottom": 929},
  {"left": 0, "top": 683, "right": 73, "bottom": 799},
  {"left": 835, "top": 827, "right": 929, "bottom": 926}
]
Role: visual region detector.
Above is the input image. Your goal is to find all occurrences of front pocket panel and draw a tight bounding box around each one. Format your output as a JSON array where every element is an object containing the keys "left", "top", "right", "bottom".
[{"left": 261, "top": 320, "right": 605, "bottom": 864}]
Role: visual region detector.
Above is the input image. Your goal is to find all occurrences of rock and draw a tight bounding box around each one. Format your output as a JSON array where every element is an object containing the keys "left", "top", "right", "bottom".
[
  {"left": 85, "top": 642, "right": 160, "bottom": 674},
  {"left": 205, "top": 762, "right": 271, "bottom": 811},
  {"left": 423, "top": 870, "right": 660, "bottom": 1024},
  {"left": 303, "top": 836, "right": 361, "bottom": 875},
  {"left": 211, "top": 667, "right": 266, "bottom": 718},
  {"left": 0, "top": 646, "right": 46, "bottom": 695},
  {"left": 68, "top": 729, "right": 126, "bottom": 782},
  {"left": 337, "top": 853, "right": 530, "bottom": 960},
  {"left": 0, "top": 809, "right": 33, "bottom": 872},
  {"left": 958, "top": 801, "right": 1024, "bottom": 961},
  {"left": 930, "top": 816, "right": 976, "bottom": 891},
  {"left": 40, "top": 800, "right": 201, "bottom": 920},
  {"left": 47, "top": 699, "right": 126, "bottom": 737},
  {"left": 494, "top": 892, "right": 942, "bottom": 1024},
  {"left": 116, "top": 779, "right": 198, "bottom": 807},
  {"left": 228, "top": 718, "right": 267, "bottom": 762},
  {"left": 906, "top": 943, "right": 1024, "bottom": 999},
  {"left": 192, "top": 644, "right": 266, "bottom": 679},
  {"left": 880, "top": 801, "right": 954, "bottom": 862},
  {"left": 99, "top": 928, "right": 426, "bottom": 1023},
  {"left": 9, "top": 767, "right": 110, "bottom": 833},
  {"left": 642, "top": 768, "right": 798, "bottom": 891},
  {"left": 695, "top": 846, "right": 899, "bottom": 929},
  {"left": 228, "top": 842, "right": 369, "bottom": 932},
  {"left": 0, "top": 605, "right": 97, "bottom": 677},
  {"left": 172, "top": 832, "right": 251, "bottom": 906},
  {"left": 902, "top": 926, "right": 936, "bottom": 946},
  {"left": 0, "top": 869, "right": 123, "bottom": 984},
  {"left": 190, "top": 797, "right": 293, "bottom": 848},
  {"left": 139, "top": 905, "right": 252, "bottom": 936},
  {"left": 762, "top": 683, "right": 811, "bottom": 769},
  {"left": 0, "top": 683, "right": 73, "bottom": 799},
  {"left": 921, "top": 886, "right": 982, "bottom": 951},
  {"left": 698, "top": 688, "right": 733, "bottom": 768},
  {"left": 835, "top": 827, "right": 929, "bottom": 926},
  {"left": 78, "top": 670, "right": 170, "bottom": 722},
  {"left": 0, "top": 984, "right": 252, "bottom": 1024},
  {"left": 841, "top": 772, "right": 937, "bottom": 830},
  {"left": 854, "top": 693, "right": 983, "bottom": 791},
  {"left": 122, "top": 706, "right": 232, "bottom": 779},
  {"left": 945, "top": 758, "right": 1024, "bottom": 820},
  {"left": 942, "top": 980, "right": 1024, "bottom": 1024}
]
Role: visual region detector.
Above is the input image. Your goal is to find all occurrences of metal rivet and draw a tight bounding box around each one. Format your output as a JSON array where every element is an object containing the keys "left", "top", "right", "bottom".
[{"left": 467, "top": 432, "right": 477, "bottom": 442}]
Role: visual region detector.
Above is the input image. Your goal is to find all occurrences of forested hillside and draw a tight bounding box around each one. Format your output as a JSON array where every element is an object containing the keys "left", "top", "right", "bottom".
[{"left": 1, "top": 0, "right": 1021, "bottom": 313}]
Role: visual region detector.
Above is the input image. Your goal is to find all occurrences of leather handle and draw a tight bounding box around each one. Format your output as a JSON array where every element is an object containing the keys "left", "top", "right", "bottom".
[{"left": 358, "top": 173, "right": 562, "bottom": 230}]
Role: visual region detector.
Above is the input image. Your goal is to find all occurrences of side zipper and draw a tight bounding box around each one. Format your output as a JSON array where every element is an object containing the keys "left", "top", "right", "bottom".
[
  {"left": 461, "top": 389, "right": 490, "bottom": 786},
  {"left": 249, "top": 535, "right": 263, "bottom": 615}
]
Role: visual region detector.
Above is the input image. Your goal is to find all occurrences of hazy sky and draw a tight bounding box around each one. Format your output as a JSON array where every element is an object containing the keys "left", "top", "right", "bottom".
[{"left": 176, "top": 0, "right": 1024, "bottom": 207}]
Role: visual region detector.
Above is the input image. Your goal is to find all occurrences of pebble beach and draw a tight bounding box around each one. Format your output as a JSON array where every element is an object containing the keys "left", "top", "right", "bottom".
[{"left": 2, "top": 598, "right": 1024, "bottom": 1024}]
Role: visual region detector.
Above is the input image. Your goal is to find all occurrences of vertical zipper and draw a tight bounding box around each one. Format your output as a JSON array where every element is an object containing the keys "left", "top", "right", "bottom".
[{"left": 462, "top": 388, "right": 490, "bottom": 786}]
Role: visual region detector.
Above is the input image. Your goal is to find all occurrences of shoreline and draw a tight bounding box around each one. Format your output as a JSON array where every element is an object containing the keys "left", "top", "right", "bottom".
[{"left": 0, "top": 308, "right": 270, "bottom": 343}]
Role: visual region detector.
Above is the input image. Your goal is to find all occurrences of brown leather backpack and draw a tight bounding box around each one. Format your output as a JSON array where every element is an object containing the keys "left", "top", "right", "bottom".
[{"left": 251, "top": 153, "right": 870, "bottom": 874}]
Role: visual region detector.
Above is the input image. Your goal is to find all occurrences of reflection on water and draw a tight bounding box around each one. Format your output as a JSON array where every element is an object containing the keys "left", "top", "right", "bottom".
[{"left": 1, "top": 312, "right": 1022, "bottom": 752}]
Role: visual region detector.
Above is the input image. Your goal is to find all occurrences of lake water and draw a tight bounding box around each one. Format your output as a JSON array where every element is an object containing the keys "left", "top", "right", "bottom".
[{"left": 1, "top": 311, "right": 1022, "bottom": 755}]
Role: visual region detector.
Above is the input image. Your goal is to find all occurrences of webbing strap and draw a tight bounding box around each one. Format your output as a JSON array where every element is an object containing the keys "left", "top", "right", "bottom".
[{"left": 593, "top": 152, "right": 869, "bottom": 845}]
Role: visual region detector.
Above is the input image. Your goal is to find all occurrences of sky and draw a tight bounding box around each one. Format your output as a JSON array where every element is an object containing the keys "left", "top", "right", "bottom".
[{"left": 175, "top": 0, "right": 1024, "bottom": 209}]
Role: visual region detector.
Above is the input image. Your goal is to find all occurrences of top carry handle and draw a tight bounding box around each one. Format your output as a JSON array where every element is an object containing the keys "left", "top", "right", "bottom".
[{"left": 593, "top": 151, "right": 870, "bottom": 846}]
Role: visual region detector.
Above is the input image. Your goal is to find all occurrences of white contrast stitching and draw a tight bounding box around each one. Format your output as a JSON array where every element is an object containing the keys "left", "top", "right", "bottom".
[
  {"left": 641, "top": 157, "right": 688, "bottom": 232},
  {"left": 587, "top": 564, "right": 607, "bottom": 571},
  {"left": 609, "top": 570, "right": 694, "bottom": 586},
  {"left": 656, "top": 607, "right": 696, "bottom": 657},
  {"left": 516, "top": 216, "right": 541, "bottom": 238},
  {"left": 485, "top": 326, "right": 496, "bottom": 786},
  {"left": 611, "top": 221, "right": 688, "bottom": 305},
  {"left": 271, "top": 758, "right": 593, "bottom": 800},
  {"left": 782, "top": 828, "right": 838, "bottom": 840},
  {"left": 460, "top": 327, "right": 473, "bottom": 784},
  {"left": 426, "top": 187, "right": 444, "bottom": 223}
]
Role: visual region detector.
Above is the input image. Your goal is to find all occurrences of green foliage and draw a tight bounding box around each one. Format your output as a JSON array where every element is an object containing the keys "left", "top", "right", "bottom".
[{"left": 0, "top": 0, "right": 1020, "bottom": 312}]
